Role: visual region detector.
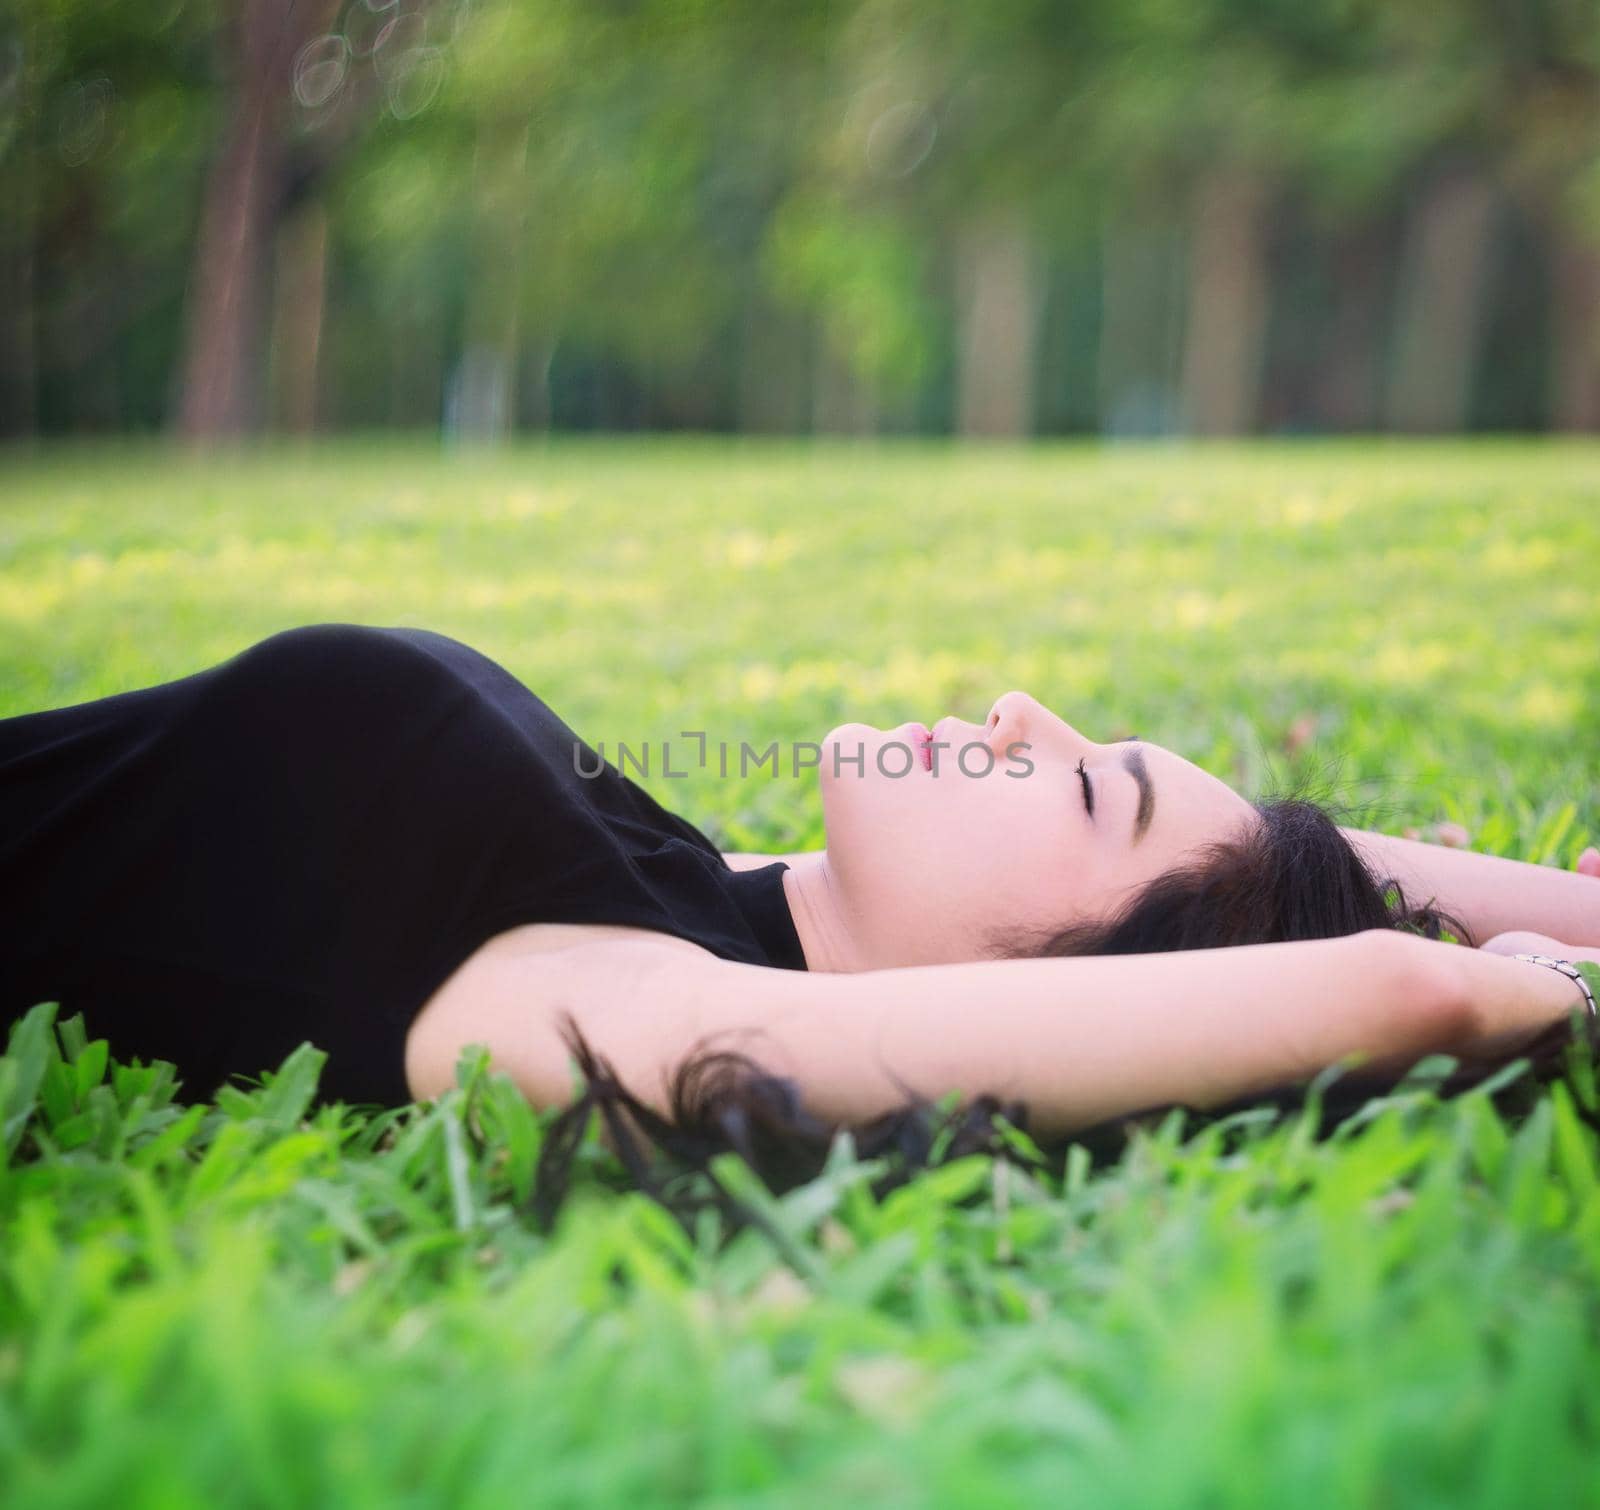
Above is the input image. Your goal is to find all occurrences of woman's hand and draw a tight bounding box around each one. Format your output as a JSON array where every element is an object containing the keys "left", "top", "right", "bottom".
[
  {"left": 1478, "top": 929, "right": 1600, "bottom": 968},
  {"left": 1579, "top": 846, "right": 1600, "bottom": 879},
  {"left": 1441, "top": 930, "right": 1598, "bottom": 1058}
]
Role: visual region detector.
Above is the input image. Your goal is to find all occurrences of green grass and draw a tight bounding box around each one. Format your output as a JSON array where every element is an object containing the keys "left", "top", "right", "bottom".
[{"left": 2, "top": 436, "right": 1599, "bottom": 1506}]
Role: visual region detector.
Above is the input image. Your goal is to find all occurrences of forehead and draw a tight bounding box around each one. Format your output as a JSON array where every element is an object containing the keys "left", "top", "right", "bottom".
[{"left": 1141, "top": 740, "right": 1254, "bottom": 834}]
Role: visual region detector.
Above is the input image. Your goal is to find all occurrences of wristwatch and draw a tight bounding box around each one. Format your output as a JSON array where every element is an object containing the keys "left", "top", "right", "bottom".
[{"left": 1512, "top": 952, "right": 1598, "bottom": 1021}]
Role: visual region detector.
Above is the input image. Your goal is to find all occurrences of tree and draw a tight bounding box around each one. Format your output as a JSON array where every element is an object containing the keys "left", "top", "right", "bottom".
[{"left": 175, "top": 0, "right": 337, "bottom": 438}]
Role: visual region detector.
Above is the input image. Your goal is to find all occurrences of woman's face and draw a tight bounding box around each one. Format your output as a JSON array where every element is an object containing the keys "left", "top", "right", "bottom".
[{"left": 819, "top": 691, "right": 1258, "bottom": 968}]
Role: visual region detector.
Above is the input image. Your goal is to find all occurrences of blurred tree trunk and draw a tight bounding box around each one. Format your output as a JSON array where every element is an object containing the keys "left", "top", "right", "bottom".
[
  {"left": 0, "top": 13, "right": 44, "bottom": 440},
  {"left": 0, "top": 78, "right": 37, "bottom": 439},
  {"left": 1384, "top": 163, "right": 1497, "bottom": 433},
  {"left": 175, "top": 0, "right": 336, "bottom": 440},
  {"left": 1097, "top": 200, "right": 1184, "bottom": 436},
  {"left": 64, "top": 278, "right": 123, "bottom": 430},
  {"left": 738, "top": 292, "right": 809, "bottom": 433},
  {"left": 43, "top": 173, "right": 122, "bottom": 431},
  {"left": 452, "top": 120, "right": 531, "bottom": 444},
  {"left": 811, "top": 328, "right": 879, "bottom": 435},
  {"left": 954, "top": 211, "right": 1038, "bottom": 437},
  {"left": 385, "top": 303, "right": 449, "bottom": 429},
  {"left": 1546, "top": 231, "right": 1600, "bottom": 432},
  {"left": 1179, "top": 165, "right": 1272, "bottom": 436},
  {"left": 0, "top": 217, "right": 37, "bottom": 439},
  {"left": 519, "top": 339, "right": 556, "bottom": 432},
  {"left": 1311, "top": 227, "right": 1387, "bottom": 431},
  {"left": 270, "top": 203, "right": 327, "bottom": 434},
  {"left": 647, "top": 343, "right": 728, "bottom": 430}
]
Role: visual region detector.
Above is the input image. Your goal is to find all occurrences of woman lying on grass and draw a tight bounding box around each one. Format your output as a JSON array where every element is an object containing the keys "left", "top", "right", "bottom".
[
  {"left": 515, "top": 699, "right": 1599, "bottom": 1205},
  {"left": 3, "top": 623, "right": 1597, "bottom": 1195}
]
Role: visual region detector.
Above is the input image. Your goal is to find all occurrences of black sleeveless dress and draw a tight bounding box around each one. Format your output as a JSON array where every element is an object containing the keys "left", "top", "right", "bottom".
[{"left": 0, "top": 624, "right": 808, "bottom": 1109}]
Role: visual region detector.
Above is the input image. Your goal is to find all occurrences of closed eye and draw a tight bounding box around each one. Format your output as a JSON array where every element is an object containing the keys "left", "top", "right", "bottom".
[{"left": 1075, "top": 756, "right": 1094, "bottom": 817}]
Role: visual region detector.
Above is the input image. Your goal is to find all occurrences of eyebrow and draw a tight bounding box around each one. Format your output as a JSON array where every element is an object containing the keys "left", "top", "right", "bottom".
[{"left": 1123, "top": 742, "right": 1154, "bottom": 845}]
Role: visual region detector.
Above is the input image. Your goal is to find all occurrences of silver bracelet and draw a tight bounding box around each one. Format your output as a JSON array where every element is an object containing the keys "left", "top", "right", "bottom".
[{"left": 1512, "top": 953, "right": 1598, "bottom": 1022}]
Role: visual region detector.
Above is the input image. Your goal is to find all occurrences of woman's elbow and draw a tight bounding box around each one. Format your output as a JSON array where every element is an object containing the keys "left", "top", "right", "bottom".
[{"left": 1362, "top": 928, "right": 1477, "bottom": 1055}]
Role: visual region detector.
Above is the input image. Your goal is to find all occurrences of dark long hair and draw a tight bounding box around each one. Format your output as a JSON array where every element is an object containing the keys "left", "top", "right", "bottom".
[{"left": 529, "top": 795, "right": 1595, "bottom": 1235}]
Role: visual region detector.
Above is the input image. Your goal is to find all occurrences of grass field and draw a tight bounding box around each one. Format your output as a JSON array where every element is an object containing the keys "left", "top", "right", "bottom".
[{"left": 2, "top": 437, "right": 1599, "bottom": 1506}]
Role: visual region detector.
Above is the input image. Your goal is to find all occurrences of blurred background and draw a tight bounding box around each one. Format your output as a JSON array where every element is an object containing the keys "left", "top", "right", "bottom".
[{"left": 4, "top": 0, "right": 1600, "bottom": 444}]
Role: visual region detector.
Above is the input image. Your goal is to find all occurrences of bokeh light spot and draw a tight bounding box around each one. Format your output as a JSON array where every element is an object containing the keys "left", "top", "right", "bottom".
[
  {"left": 864, "top": 101, "right": 937, "bottom": 179},
  {"left": 57, "top": 76, "right": 114, "bottom": 166},
  {"left": 386, "top": 46, "right": 444, "bottom": 120},
  {"left": 373, "top": 11, "right": 427, "bottom": 76},
  {"left": 293, "top": 34, "right": 350, "bottom": 110}
]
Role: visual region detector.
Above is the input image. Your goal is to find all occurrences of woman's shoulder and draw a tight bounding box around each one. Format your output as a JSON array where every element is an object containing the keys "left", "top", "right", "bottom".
[
  {"left": 200, "top": 622, "right": 504, "bottom": 705},
  {"left": 169, "top": 622, "right": 514, "bottom": 756},
  {"left": 226, "top": 622, "right": 479, "bottom": 674}
]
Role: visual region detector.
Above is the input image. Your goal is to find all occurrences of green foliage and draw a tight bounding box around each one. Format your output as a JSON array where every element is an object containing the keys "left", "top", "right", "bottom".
[
  {"left": 11, "top": 0, "right": 1600, "bottom": 433},
  {"left": 1, "top": 438, "right": 1598, "bottom": 1503},
  {"left": 765, "top": 191, "right": 937, "bottom": 396}
]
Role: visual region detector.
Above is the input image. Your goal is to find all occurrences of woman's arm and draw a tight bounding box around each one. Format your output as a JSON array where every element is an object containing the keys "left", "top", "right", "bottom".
[
  {"left": 1339, "top": 828, "right": 1600, "bottom": 949},
  {"left": 721, "top": 849, "right": 819, "bottom": 872},
  {"left": 730, "top": 837, "right": 1600, "bottom": 944},
  {"left": 458, "top": 928, "right": 1587, "bottom": 1137}
]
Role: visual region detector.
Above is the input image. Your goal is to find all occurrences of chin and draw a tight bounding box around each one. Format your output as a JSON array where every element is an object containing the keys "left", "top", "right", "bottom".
[{"left": 818, "top": 722, "right": 872, "bottom": 778}]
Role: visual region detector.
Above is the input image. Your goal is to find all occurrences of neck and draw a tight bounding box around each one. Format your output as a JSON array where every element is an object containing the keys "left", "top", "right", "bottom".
[{"left": 778, "top": 851, "right": 870, "bottom": 973}]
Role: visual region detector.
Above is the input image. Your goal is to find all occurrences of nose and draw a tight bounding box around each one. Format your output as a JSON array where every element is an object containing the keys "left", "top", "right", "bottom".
[
  {"left": 985, "top": 690, "right": 1088, "bottom": 761},
  {"left": 984, "top": 690, "right": 1043, "bottom": 758}
]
